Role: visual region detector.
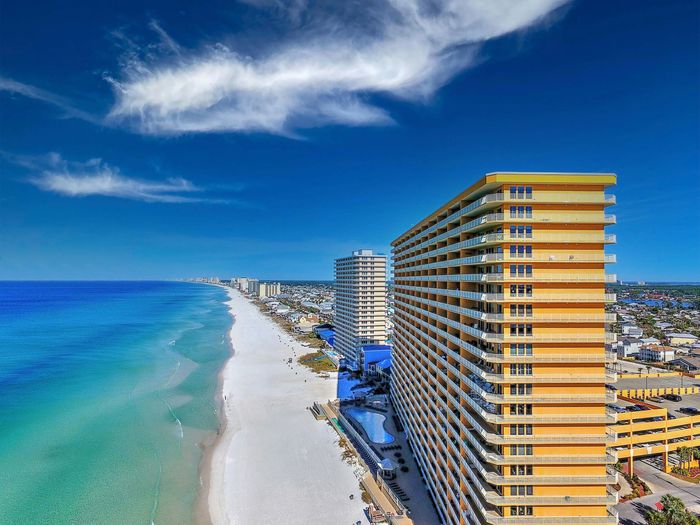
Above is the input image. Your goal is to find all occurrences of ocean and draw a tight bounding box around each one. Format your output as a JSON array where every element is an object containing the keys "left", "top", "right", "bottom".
[{"left": 0, "top": 281, "right": 231, "bottom": 525}]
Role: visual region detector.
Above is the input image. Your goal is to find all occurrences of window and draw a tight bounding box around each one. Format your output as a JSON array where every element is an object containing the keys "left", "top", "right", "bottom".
[
  {"left": 510, "top": 343, "right": 532, "bottom": 356},
  {"left": 510, "top": 384, "right": 532, "bottom": 395},
  {"left": 509, "top": 324, "right": 533, "bottom": 336},
  {"left": 510, "top": 284, "right": 533, "bottom": 296},
  {"left": 509, "top": 424, "right": 533, "bottom": 436},
  {"left": 511, "top": 506, "right": 534, "bottom": 516},
  {"left": 510, "top": 485, "right": 534, "bottom": 496},
  {"left": 510, "top": 444, "right": 533, "bottom": 456},
  {"left": 510, "top": 465, "right": 533, "bottom": 476},
  {"left": 510, "top": 404, "right": 533, "bottom": 416},
  {"left": 510, "top": 186, "right": 532, "bottom": 200},
  {"left": 510, "top": 363, "right": 533, "bottom": 375}
]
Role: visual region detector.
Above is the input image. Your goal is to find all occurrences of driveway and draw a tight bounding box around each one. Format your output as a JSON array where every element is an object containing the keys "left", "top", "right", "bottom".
[{"left": 616, "top": 460, "right": 700, "bottom": 525}]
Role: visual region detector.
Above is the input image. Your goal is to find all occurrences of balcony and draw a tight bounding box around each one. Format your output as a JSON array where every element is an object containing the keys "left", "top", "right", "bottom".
[
  {"left": 393, "top": 318, "right": 617, "bottom": 385},
  {"left": 396, "top": 284, "right": 617, "bottom": 303},
  {"left": 396, "top": 299, "right": 614, "bottom": 344},
  {"left": 397, "top": 273, "right": 616, "bottom": 283}
]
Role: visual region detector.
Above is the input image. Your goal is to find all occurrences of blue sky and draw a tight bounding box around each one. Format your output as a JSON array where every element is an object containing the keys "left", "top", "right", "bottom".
[{"left": 0, "top": 0, "right": 698, "bottom": 281}]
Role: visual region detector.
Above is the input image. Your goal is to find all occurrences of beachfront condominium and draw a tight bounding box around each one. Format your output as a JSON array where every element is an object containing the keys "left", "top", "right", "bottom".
[
  {"left": 334, "top": 250, "right": 388, "bottom": 368},
  {"left": 256, "top": 282, "right": 282, "bottom": 298},
  {"left": 390, "top": 173, "right": 618, "bottom": 525}
]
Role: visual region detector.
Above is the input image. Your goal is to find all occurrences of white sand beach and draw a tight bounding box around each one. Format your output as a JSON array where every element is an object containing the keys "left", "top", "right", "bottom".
[{"left": 207, "top": 288, "right": 368, "bottom": 525}]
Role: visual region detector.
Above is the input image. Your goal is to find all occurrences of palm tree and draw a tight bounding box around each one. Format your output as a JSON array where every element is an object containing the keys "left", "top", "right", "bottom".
[
  {"left": 678, "top": 447, "right": 690, "bottom": 471},
  {"left": 645, "top": 494, "right": 700, "bottom": 525},
  {"left": 691, "top": 447, "right": 700, "bottom": 469}
]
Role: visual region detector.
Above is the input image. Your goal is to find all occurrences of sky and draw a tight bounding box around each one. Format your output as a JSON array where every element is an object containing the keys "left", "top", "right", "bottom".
[{"left": 0, "top": 0, "right": 698, "bottom": 281}]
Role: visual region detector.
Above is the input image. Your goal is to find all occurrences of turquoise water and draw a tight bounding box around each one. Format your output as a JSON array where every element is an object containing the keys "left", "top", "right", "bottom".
[
  {"left": 346, "top": 407, "right": 395, "bottom": 444},
  {"left": 0, "top": 281, "right": 231, "bottom": 525}
]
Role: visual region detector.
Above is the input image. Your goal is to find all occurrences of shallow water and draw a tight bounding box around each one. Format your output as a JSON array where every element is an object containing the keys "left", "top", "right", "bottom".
[{"left": 0, "top": 281, "right": 230, "bottom": 525}]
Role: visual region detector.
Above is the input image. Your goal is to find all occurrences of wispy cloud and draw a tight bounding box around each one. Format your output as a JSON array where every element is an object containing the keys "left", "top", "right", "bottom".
[
  {"left": 0, "top": 77, "right": 101, "bottom": 125},
  {"left": 107, "top": 0, "right": 569, "bottom": 136},
  {"left": 4, "top": 152, "right": 230, "bottom": 203}
]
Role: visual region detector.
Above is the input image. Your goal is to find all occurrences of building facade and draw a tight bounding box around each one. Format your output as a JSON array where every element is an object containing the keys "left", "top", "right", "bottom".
[
  {"left": 257, "top": 282, "right": 281, "bottom": 298},
  {"left": 390, "top": 173, "right": 618, "bottom": 525},
  {"left": 334, "top": 249, "right": 388, "bottom": 367},
  {"left": 638, "top": 345, "right": 675, "bottom": 362}
]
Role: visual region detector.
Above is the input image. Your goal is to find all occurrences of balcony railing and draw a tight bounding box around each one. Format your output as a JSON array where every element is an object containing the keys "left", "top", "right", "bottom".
[
  {"left": 393, "top": 317, "right": 617, "bottom": 385},
  {"left": 394, "top": 292, "right": 617, "bottom": 324},
  {"left": 394, "top": 191, "right": 616, "bottom": 251},
  {"left": 393, "top": 252, "right": 616, "bottom": 274},
  {"left": 396, "top": 284, "right": 617, "bottom": 303},
  {"left": 396, "top": 301, "right": 615, "bottom": 344},
  {"left": 397, "top": 232, "right": 616, "bottom": 266},
  {"left": 397, "top": 273, "right": 616, "bottom": 283}
]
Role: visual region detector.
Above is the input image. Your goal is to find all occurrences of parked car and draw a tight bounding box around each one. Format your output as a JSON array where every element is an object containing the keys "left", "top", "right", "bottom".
[
  {"left": 635, "top": 405, "right": 651, "bottom": 411},
  {"left": 664, "top": 394, "right": 682, "bottom": 402},
  {"left": 678, "top": 407, "right": 700, "bottom": 415},
  {"left": 648, "top": 397, "right": 663, "bottom": 403}
]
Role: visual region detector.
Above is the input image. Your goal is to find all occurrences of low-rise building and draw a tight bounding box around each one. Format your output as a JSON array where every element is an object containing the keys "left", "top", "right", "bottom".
[
  {"left": 638, "top": 345, "right": 675, "bottom": 362},
  {"left": 667, "top": 332, "right": 699, "bottom": 346},
  {"left": 669, "top": 356, "right": 700, "bottom": 372},
  {"left": 621, "top": 324, "right": 644, "bottom": 337},
  {"left": 617, "top": 337, "right": 642, "bottom": 358}
]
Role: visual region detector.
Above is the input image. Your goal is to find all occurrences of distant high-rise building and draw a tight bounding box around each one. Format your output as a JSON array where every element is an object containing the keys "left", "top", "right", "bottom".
[
  {"left": 391, "top": 173, "right": 618, "bottom": 525},
  {"left": 246, "top": 279, "right": 259, "bottom": 294},
  {"left": 236, "top": 277, "right": 249, "bottom": 292},
  {"left": 334, "top": 250, "right": 388, "bottom": 367},
  {"left": 257, "top": 282, "right": 281, "bottom": 298}
]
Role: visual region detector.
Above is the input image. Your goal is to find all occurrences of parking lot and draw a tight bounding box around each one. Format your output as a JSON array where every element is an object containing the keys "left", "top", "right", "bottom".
[
  {"left": 642, "top": 393, "right": 700, "bottom": 417},
  {"left": 616, "top": 374, "right": 700, "bottom": 392}
]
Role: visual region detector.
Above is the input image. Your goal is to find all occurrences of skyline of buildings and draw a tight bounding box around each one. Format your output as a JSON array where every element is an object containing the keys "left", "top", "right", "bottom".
[{"left": 390, "top": 172, "right": 618, "bottom": 524}]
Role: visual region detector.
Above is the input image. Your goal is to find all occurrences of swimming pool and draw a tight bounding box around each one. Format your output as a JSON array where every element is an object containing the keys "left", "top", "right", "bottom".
[{"left": 346, "top": 407, "right": 395, "bottom": 444}]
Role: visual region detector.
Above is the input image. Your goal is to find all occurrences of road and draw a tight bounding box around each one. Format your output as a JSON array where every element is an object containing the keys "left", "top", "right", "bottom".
[{"left": 616, "top": 460, "right": 700, "bottom": 525}]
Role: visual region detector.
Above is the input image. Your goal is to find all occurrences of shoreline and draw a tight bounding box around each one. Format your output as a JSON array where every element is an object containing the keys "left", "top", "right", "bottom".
[
  {"left": 195, "top": 285, "right": 236, "bottom": 525},
  {"left": 204, "top": 286, "right": 368, "bottom": 525}
]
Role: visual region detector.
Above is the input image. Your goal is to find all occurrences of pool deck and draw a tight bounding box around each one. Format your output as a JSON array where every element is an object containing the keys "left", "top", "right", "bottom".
[{"left": 338, "top": 400, "right": 441, "bottom": 525}]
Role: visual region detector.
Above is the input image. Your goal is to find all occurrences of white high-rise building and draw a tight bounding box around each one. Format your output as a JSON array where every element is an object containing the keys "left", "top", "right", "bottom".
[
  {"left": 334, "top": 250, "right": 388, "bottom": 367},
  {"left": 257, "top": 282, "right": 281, "bottom": 298},
  {"left": 246, "top": 279, "right": 259, "bottom": 294}
]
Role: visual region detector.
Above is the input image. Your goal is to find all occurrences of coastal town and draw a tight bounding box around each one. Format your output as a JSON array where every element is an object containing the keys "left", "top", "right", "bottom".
[{"left": 194, "top": 172, "right": 700, "bottom": 525}]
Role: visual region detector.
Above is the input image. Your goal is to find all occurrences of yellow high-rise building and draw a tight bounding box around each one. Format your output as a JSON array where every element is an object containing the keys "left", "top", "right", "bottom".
[{"left": 390, "top": 173, "right": 619, "bottom": 525}]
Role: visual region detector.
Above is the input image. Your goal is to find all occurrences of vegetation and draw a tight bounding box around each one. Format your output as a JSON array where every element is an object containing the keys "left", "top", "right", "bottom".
[
  {"left": 645, "top": 495, "right": 699, "bottom": 525},
  {"left": 619, "top": 470, "right": 652, "bottom": 501},
  {"left": 338, "top": 438, "right": 358, "bottom": 467},
  {"left": 298, "top": 351, "right": 337, "bottom": 373},
  {"left": 671, "top": 447, "right": 700, "bottom": 482}
]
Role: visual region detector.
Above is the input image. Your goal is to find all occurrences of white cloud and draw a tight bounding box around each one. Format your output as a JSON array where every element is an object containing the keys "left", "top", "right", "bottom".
[
  {"left": 7, "top": 152, "right": 220, "bottom": 203},
  {"left": 0, "top": 77, "right": 101, "bottom": 125},
  {"left": 108, "top": 0, "right": 568, "bottom": 135}
]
